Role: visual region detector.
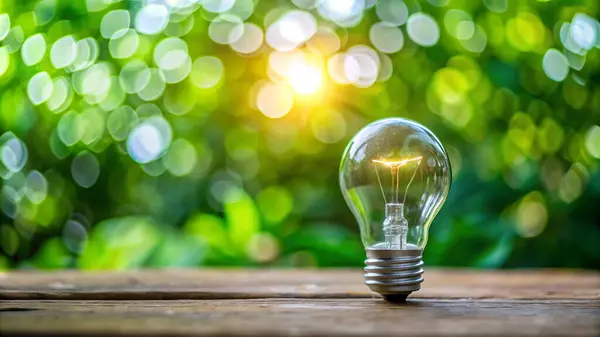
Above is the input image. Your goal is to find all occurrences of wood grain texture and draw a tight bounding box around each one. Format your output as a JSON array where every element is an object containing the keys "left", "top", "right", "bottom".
[
  {"left": 1, "top": 269, "right": 599, "bottom": 336},
  {"left": 1, "top": 268, "right": 599, "bottom": 300},
  {"left": 1, "top": 299, "right": 598, "bottom": 336}
]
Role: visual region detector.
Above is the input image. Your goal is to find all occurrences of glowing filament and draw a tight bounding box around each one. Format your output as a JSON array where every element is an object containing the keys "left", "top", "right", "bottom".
[
  {"left": 373, "top": 156, "right": 422, "bottom": 204},
  {"left": 373, "top": 156, "right": 423, "bottom": 249}
]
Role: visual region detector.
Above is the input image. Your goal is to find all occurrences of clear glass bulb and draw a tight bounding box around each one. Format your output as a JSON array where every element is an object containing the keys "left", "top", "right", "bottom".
[{"left": 339, "top": 118, "right": 451, "bottom": 301}]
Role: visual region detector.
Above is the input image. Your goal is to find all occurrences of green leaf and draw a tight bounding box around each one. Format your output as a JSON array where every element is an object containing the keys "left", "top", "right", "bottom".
[
  {"left": 0, "top": 224, "right": 19, "bottom": 256},
  {"left": 148, "top": 231, "right": 205, "bottom": 267},
  {"left": 256, "top": 186, "right": 294, "bottom": 225},
  {"left": 31, "top": 238, "right": 70, "bottom": 269},
  {"left": 78, "top": 216, "right": 160, "bottom": 270},
  {"left": 183, "top": 213, "right": 230, "bottom": 256},
  {"left": 224, "top": 189, "right": 260, "bottom": 255}
]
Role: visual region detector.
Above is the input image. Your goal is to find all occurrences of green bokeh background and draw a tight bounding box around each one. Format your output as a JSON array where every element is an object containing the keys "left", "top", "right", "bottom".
[{"left": 1, "top": 0, "right": 599, "bottom": 270}]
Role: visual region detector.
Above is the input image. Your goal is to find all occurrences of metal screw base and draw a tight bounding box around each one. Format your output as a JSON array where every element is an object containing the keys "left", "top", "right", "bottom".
[{"left": 364, "top": 247, "right": 424, "bottom": 302}]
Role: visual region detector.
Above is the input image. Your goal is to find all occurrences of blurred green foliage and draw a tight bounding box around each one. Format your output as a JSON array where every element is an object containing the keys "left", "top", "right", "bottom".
[{"left": 0, "top": 0, "right": 599, "bottom": 270}]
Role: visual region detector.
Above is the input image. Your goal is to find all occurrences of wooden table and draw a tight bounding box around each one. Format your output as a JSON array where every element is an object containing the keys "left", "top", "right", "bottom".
[{"left": 1, "top": 269, "right": 598, "bottom": 336}]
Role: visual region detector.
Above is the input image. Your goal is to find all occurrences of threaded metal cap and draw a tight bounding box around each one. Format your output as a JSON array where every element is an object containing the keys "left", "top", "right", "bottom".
[{"left": 364, "top": 247, "right": 424, "bottom": 302}]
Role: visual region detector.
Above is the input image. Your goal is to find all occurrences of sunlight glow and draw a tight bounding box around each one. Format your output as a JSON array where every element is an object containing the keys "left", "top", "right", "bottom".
[{"left": 288, "top": 62, "right": 323, "bottom": 95}]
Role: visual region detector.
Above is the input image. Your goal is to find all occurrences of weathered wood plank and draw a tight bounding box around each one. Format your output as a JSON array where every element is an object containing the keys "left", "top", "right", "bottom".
[
  {"left": 1, "top": 298, "right": 598, "bottom": 336},
  {"left": 1, "top": 269, "right": 599, "bottom": 300}
]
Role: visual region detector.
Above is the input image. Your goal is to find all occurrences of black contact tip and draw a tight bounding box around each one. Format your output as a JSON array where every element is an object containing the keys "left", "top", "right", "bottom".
[{"left": 382, "top": 294, "right": 409, "bottom": 303}]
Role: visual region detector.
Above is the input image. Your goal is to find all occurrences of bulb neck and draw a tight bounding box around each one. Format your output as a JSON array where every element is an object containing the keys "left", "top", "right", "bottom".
[
  {"left": 383, "top": 203, "right": 408, "bottom": 249},
  {"left": 385, "top": 202, "right": 404, "bottom": 217},
  {"left": 364, "top": 247, "right": 424, "bottom": 302}
]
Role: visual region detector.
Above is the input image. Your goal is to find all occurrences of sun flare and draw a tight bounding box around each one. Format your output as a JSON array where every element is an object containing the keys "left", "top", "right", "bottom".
[{"left": 288, "top": 62, "right": 323, "bottom": 95}]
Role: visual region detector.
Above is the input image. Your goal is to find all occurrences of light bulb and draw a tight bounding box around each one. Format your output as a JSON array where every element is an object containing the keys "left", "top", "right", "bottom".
[{"left": 339, "top": 118, "right": 451, "bottom": 302}]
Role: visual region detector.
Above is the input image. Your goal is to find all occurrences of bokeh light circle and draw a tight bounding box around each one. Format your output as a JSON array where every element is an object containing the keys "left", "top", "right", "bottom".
[
  {"left": 190, "top": 56, "right": 224, "bottom": 89},
  {"left": 0, "top": 14, "right": 10, "bottom": 41},
  {"left": 376, "top": 0, "right": 408, "bottom": 26},
  {"left": 107, "top": 106, "right": 139, "bottom": 141},
  {"left": 203, "top": 0, "right": 235, "bottom": 13},
  {"left": 71, "top": 151, "right": 100, "bottom": 188},
  {"left": 57, "top": 111, "right": 82, "bottom": 146},
  {"left": 444, "top": 9, "right": 474, "bottom": 41},
  {"left": 292, "top": 0, "right": 319, "bottom": 10},
  {"left": 101, "top": 9, "right": 131, "bottom": 39},
  {"left": 0, "top": 133, "right": 28, "bottom": 178},
  {"left": 266, "top": 10, "right": 317, "bottom": 52},
  {"left": 257, "top": 82, "right": 293, "bottom": 118},
  {"left": 47, "top": 76, "right": 72, "bottom": 113},
  {"left": 327, "top": 52, "right": 351, "bottom": 85},
  {"left": 69, "top": 37, "right": 99, "bottom": 72},
  {"left": 25, "top": 170, "right": 48, "bottom": 204},
  {"left": 80, "top": 62, "right": 112, "bottom": 102},
  {"left": 317, "top": 0, "right": 365, "bottom": 24},
  {"left": 0, "top": 46, "right": 9, "bottom": 77},
  {"left": 569, "top": 13, "right": 598, "bottom": 51},
  {"left": 369, "top": 22, "right": 404, "bottom": 53},
  {"left": 109, "top": 29, "right": 139, "bottom": 59},
  {"left": 269, "top": 50, "right": 306, "bottom": 79},
  {"left": 344, "top": 45, "right": 380, "bottom": 87},
  {"left": 135, "top": 4, "right": 169, "bottom": 35},
  {"left": 407, "top": 13, "right": 440, "bottom": 47},
  {"left": 164, "top": 138, "right": 197, "bottom": 176},
  {"left": 127, "top": 116, "right": 173, "bottom": 164},
  {"left": 208, "top": 15, "right": 244, "bottom": 45},
  {"left": 21, "top": 33, "right": 46, "bottom": 66},
  {"left": 119, "top": 59, "right": 151, "bottom": 94},
  {"left": 542, "top": 48, "right": 569, "bottom": 82},
  {"left": 230, "top": 23, "right": 263, "bottom": 54},
  {"left": 138, "top": 68, "right": 166, "bottom": 101},
  {"left": 306, "top": 27, "right": 341, "bottom": 56},
  {"left": 27, "top": 71, "right": 53, "bottom": 105},
  {"left": 50, "top": 35, "right": 76, "bottom": 69}
]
